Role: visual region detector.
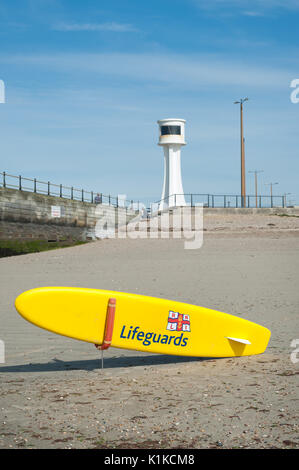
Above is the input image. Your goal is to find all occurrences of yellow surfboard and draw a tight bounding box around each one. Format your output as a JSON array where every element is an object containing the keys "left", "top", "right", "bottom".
[{"left": 15, "top": 287, "right": 271, "bottom": 357}]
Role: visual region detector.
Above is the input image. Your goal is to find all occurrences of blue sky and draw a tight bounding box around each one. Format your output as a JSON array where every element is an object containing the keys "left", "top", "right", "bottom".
[{"left": 0, "top": 0, "right": 298, "bottom": 205}]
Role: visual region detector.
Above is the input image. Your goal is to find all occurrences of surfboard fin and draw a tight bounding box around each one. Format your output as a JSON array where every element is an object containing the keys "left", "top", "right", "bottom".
[{"left": 226, "top": 336, "right": 251, "bottom": 345}]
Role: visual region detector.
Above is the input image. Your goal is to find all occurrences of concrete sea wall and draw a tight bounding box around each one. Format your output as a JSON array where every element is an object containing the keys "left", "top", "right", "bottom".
[{"left": 0, "top": 187, "right": 136, "bottom": 242}]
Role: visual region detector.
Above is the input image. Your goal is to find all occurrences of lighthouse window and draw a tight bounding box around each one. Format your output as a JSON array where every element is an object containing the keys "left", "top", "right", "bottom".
[{"left": 161, "top": 125, "right": 181, "bottom": 136}]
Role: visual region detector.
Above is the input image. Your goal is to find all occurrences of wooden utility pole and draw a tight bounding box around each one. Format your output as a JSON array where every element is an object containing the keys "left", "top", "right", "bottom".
[
  {"left": 249, "top": 170, "right": 263, "bottom": 208},
  {"left": 235, "top": 98, "right": 249, "bottom": 208},
  {"left": 265, "top": 182, "right": 278, "bottom": 198},
  {"left": 265, "top": 182, "right": 278, "bottom": 208}
]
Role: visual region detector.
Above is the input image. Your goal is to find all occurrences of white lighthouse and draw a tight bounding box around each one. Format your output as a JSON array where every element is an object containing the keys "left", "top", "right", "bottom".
[{"left": 157, "top": 118, "right": 186, "bottom": 211}]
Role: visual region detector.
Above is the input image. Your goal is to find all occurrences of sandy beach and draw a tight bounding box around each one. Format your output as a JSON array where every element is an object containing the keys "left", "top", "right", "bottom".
[{"left": 0, "top": 213, "right": 298, "bottom": 449}]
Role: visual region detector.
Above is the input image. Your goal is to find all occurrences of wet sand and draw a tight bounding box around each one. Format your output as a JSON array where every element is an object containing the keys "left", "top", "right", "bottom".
[{"left": 0, "top": 213, "right": 298, "bottom": 448}]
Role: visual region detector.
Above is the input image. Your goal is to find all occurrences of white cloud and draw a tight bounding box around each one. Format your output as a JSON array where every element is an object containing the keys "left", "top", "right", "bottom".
[
  {"left": 0, "top": 52, "right": 291, "bottom": 89},
  {"left": 242, "top": 11, "right": 265, "bottom": 17},
  {"left": 52, "top": 22, "right": 139, "bottom": 33}
]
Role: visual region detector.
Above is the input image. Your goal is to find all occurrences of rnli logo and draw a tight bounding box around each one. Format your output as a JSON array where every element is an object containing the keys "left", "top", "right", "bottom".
[{"left": 167, "top": 311, "right": 191, "bottom": 332}]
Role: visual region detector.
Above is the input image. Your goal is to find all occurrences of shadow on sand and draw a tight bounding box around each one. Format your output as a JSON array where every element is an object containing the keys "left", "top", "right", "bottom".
[{"left": 0, "top": 353, "right": 217, "bottom": 374}]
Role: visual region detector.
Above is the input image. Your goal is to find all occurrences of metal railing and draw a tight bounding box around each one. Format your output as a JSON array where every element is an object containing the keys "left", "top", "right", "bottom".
[
  {"left": 0, "top": 171, "right": 140, "bottom": 209},
  {"left": 151, "top": 193, "right": 286, "bottom": 211},
  {"left": 0, "top": 172, "right": 287, "bottom": 213}
]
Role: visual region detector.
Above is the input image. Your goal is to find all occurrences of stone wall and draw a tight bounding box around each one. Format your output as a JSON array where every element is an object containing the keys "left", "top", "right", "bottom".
[{"left": 0, "top": 187, "right": 136, "bottom": 242}]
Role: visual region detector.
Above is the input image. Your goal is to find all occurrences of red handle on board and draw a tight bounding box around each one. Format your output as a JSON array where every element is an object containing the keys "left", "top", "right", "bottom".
[{"left": 95, "top": 298, "right": 116, "bottom": 351}]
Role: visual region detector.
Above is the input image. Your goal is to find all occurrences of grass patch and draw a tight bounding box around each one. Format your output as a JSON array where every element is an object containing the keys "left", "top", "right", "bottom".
[{"left": 0, "top": 239, "right": 87, "bottom": 258}]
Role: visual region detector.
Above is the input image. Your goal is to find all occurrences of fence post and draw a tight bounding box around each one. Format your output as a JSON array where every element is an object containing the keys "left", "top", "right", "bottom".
[
  {"left": 247, "top": 196, "right": 250, "bottom": 208},
  {"left": 3, "top": 171, "right": 6, "bottom": 188},
  {"left": 282, "top": 196, "right": 285, "bottom": 208},
  {"left": 109, "top": 195, "right": 111, "bottom": 205},
  {"left": 224, "top": 195, "right": 226, "bottom": 208},
  {"left": 271, "top": 195, "right": 273, "bottom": 208},
  {"left": 259, "top": 195, "right": 261, "bottom": 208},
  {"left": 34, "top": 178, "right": 36, "bottom": 193},
  {"left": 82, "top": 189, "right": 84, "bottom": 202},
  {"left": 212, "top": 195, "right": 214, "bottom": 208},
  {"left": 60, "top": 184, "right": 62, "bottom": 198},
  {"left": 116, "top": 196, "right": 119, "bottom": 208},
  {"left": 19, "top": 175, "right": 22, "bottom": 191},
  {"left": 71, "top": 187, "right": 73, "bottom": 200},
  {"left": 48, "top": 181, "right": 50, "bottom": 196},
  {"left": 191, "top": 194, "right": 193, "bottom": 207},
  {"left": 236, "top": 196, "right": 238, "bottom": 208}
]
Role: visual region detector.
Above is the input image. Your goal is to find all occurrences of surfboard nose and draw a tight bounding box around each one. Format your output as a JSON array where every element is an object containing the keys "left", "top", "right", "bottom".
[
  {"left": 15, "top": 289, "right": 32, "bottom": 316},
  {"left": 15, "top": 288, "right": 41, "bottom": 322}
]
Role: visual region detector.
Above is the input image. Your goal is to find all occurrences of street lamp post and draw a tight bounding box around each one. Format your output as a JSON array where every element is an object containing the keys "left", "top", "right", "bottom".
[
  {"left": 283, "top": 192, "right": 291, "bottom": 208},
  {"left": 234, "top": 98, "right": 249, "bottom": 208},
  {"left": 265, "top": 182, "right": 278, "bottom": 208},
  {"left": 249, "top": 170, "right": 264, "bottom": 208}
]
